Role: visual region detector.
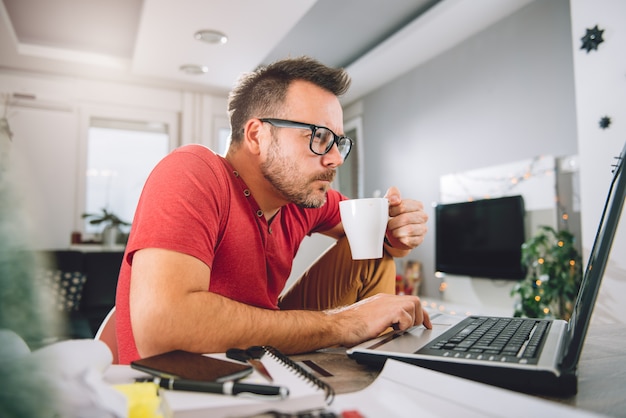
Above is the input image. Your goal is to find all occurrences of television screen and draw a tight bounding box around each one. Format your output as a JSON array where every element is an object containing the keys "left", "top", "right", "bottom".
[{"left": 435, "top": 195, "right": 526, "bottom": 280}]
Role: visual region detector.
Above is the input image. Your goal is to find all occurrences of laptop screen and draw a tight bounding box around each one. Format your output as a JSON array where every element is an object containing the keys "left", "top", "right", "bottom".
[{"left": 562, "top": 141, "right": 626, "bottom": 370}]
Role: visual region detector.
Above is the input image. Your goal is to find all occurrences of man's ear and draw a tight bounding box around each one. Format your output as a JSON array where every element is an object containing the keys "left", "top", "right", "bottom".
[{"left": 243, "top": 118, "right": 265, "bottom": 155}]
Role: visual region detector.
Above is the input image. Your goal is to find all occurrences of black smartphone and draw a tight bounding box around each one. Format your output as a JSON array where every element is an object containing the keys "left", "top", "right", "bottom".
[{"left": 131, "top": 350, "right": 253, "bottom": 382}]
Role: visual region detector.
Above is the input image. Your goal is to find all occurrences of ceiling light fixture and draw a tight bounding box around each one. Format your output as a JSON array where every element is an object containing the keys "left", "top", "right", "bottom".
[
  {"left": 194, "top": 29, "right": 228, "bottom": 45},
  {"left": 179, "top": 64, "right": 209, "bottom": 75}
]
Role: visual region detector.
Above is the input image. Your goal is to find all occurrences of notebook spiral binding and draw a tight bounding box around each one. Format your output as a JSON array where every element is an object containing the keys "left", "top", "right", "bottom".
[{"left": 263, "top": 346, "right": 335, "bottom": 405}]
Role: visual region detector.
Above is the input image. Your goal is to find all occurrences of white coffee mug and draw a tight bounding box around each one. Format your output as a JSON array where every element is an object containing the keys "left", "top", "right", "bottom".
[{"left": 339, "top": 197, "right": 389, "bottom": 260}]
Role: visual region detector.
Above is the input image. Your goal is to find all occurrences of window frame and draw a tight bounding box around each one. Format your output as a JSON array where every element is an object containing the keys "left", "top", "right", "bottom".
[
  {"left": 76, "top": 105, "right": 179, "bottom": 237},
  {"left": 335, "top": 116, "right": 364, "bottom": 198}
]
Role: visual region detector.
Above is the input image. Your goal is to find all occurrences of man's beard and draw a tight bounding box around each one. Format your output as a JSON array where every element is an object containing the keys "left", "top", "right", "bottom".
[{"left": 260, "top": 138, "right": 336, "bottom": 208}]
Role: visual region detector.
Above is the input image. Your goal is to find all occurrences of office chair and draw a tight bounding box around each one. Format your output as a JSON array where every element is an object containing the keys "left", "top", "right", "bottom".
[{"left": 94, "top": 306, "right": 118, "bottom": 364}]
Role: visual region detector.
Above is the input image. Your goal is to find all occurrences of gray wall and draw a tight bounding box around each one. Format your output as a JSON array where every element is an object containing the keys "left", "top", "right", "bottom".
[{"left": 357, "top": 0, "right": 578, "bottom": 297}]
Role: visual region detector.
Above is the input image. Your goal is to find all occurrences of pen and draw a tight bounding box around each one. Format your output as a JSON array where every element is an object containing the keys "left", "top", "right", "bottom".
[{"left": 154, "top": 377, "right": 290, "bottom": 399}]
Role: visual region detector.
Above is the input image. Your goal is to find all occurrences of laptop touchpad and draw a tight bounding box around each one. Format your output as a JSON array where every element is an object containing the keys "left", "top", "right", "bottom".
[{"left": 367, "top": 313, "right": 462, "bottom": 353}]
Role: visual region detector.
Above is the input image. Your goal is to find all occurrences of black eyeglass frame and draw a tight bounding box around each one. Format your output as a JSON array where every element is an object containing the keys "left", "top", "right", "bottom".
[{"left": 259, "top": 118, "right": 353, "bottom": 159}]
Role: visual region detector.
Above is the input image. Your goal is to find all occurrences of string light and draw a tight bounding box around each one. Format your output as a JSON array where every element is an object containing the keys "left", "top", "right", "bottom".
[
  {"left": 441, "top": 156, "right": 555, "bottom": 202},
  {"left": 440, "top": 156, "right": 578, "bottom": 235}
]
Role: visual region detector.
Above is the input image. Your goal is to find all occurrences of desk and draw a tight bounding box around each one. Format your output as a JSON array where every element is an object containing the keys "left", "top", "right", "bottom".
[{"left": 291, "top": 323, "right": 626, "bottom": 417}]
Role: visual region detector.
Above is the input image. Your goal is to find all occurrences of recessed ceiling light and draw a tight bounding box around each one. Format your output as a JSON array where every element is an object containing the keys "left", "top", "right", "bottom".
[
  {"left": 179, "top": 64, "right": 209, "bottom": 75},
  {"left": 194, "top": 29, "right": 228, "bottom": 45}
]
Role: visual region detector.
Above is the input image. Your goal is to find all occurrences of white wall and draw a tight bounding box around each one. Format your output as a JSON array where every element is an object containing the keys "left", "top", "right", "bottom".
[
  {"left": 570, "top": 0, "right": 626, "bottom": 324},
  {"left": 1, "top": 72, "right": 228, "bottom": 249},
  {"left": 348, "top": 0, "right": 626, "bottom": 324},
  {"left": 357, "top": 0, "right": 578, "bottom": 305}
]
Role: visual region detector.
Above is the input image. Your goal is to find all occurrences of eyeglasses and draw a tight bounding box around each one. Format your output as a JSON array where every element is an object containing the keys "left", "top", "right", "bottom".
[{"left": 260, "top": 118, "right": 353, "bottom": 160}]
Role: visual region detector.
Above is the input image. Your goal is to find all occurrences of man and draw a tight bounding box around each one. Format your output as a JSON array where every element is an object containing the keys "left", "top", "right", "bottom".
[{"left": 115, "top": 56, "right": 431, "bottom": 364}]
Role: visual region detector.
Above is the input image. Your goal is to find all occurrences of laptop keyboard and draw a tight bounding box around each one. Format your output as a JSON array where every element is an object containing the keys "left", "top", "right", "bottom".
[{"left": 418, "top": 316, "right": 549, "bottom": 365}]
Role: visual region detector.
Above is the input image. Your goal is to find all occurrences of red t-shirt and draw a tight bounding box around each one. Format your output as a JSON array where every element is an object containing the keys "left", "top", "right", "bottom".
[{"left": 115, "top": 144, "right": 344, "bottom": 363}]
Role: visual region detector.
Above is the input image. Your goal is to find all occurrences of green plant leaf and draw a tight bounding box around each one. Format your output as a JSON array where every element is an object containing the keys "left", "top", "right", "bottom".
[{"left": 512, "top": 225, "right": 583, "bottom": 320}]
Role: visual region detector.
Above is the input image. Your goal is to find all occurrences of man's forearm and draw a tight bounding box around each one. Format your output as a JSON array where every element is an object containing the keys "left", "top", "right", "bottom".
[{"left": 133, "top": 291, "right": 343, "bottom": 357}]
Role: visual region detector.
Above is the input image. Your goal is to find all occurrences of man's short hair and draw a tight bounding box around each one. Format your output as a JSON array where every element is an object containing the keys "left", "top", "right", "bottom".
[{"left": 227, "top": 56, "right": 351, "bottom": 143}]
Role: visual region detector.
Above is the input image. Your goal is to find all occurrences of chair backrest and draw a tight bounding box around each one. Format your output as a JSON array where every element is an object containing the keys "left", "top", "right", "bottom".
[{"left": 94, "top": 306, "right": 118, "bottom": 364}]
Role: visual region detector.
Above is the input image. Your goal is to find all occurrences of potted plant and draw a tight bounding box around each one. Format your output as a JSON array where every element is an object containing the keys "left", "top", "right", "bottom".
[
  {"left": 511, "top": 225, "right": 583, "bottom": 320},
  {"left": 82, "top": 208, "right": 130, "bottom": 247}
]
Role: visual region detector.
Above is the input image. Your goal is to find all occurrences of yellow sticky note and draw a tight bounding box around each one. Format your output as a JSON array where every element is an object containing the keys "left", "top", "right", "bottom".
[{"left": 114, "top": 382, "right": 163, "bottom": 418}]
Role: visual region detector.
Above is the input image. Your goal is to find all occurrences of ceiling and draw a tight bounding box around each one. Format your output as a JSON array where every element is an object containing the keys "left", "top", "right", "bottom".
[{"left": 0, "top": 0, "right": 534, "bottom": 104}]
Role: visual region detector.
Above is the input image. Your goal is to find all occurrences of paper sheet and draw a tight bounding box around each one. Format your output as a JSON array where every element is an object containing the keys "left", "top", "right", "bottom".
[{"left": 331, "top": 359, "right": 603, "bottom": 418}]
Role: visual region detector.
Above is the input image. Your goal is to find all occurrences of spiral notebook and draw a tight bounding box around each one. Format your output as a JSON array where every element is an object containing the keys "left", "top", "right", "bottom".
[{"left": 159, "top": 346, "right": 333, "bottom": 418}]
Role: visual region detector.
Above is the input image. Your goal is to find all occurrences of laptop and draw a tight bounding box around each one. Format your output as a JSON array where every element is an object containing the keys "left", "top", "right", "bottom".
[{"left": 347, "top": 141, "right": 626, "bottom": 396}]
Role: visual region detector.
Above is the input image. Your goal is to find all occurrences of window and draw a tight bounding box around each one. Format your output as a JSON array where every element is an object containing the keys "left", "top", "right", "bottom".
[
  {"left": 214, "top": 115, "right": 231, "bottom": 156},
  {"left": 84, "top": 118, "right": 169, "bottom": 233},
  {"left": 335, "top": 117, "right": 364, "bottom": 198},
  {"left": 217, "top": 127, "right": 231, "bottom": 156}
]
